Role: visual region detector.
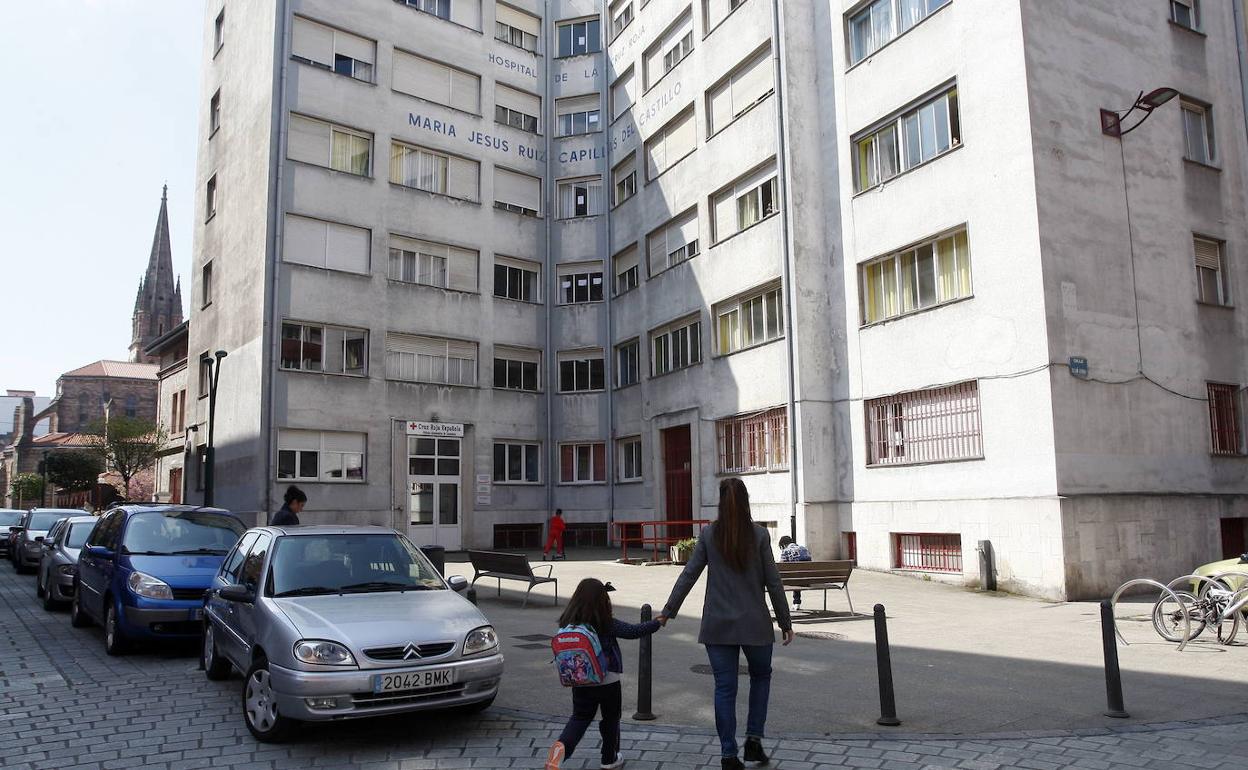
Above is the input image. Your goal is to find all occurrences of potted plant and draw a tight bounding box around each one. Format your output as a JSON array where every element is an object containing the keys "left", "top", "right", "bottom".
[{"left": 670, "top": 538, "right": 697, "bottom": 564}]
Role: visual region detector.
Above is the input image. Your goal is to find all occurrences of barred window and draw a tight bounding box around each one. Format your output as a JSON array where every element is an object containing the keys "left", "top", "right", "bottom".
[
  {"left": 1208, "top": 382, "right": 1243, "bottom": 456},
  {"left": 865, "top": 381, "right": 982, "bottom": 466},
  {"left": 894, "top": 533, "right": 962, "bottom": 572},
  {"left": 717, "top": 407, "right": 788, "bottom": 473}
]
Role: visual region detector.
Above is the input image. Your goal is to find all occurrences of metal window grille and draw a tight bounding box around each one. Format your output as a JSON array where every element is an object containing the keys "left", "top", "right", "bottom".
[
  {"left": 894, "top": 533, "right": 962, "bottom": 572},
  {"left": 717, "top": 407, "right": 787, "bottom": 473},
  {"left": 865, "top": 381, "right": 982, "bottom": 466},
  {"left": 1208, "top": 382, "right": 1243, "bottom": 456}
]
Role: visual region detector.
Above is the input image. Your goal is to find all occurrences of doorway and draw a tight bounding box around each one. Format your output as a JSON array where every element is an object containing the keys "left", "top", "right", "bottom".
[
  {"left": 407, "top": 436, "right": 461, "bottom": 550},
  {"left": 1221, "top": 517, "right": 1247, "bottom": 559},
  {"left": 662, "top": 425, "right": 693, "bottom": 539}
]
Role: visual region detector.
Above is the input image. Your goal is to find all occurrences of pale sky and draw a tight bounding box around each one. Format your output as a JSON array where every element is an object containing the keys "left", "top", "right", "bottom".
[{"left": 0, "top": 0, "right": 205, "bottom": 396}]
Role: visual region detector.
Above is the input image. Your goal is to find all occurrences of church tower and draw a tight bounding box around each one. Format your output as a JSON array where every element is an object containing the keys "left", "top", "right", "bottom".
[{"left": 130, "top": 186, "right": 184, "bottom": 363}]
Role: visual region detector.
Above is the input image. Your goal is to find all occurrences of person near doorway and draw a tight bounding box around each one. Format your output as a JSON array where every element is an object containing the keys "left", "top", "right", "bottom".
[
  {"left": 778, "top": 535, "right": 812, "bottom": 611},
  {"left": 272, "top": 486, "right": 306, "bottom": 526},
  {"left": 661, "top": 477, "right": 794, "bottom": 769},
  {"left": 543, "top": 508, "right": 567, "bottom": 561}
]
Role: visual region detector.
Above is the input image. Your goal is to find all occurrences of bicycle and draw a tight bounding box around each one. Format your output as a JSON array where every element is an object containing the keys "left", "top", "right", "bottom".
[{"left": 1151, "top": 573, "right": 1248, "bottom": 645}]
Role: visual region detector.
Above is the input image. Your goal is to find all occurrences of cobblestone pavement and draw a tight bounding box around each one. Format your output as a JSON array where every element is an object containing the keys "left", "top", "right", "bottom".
[{"left": 3, "top": 566, "right": 1248, "bottom": 770}]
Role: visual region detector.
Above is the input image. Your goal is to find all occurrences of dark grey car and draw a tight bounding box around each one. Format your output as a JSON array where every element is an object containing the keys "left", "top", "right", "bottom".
[
  {"left": 36, "top": 515, "right": 97, "bottom": 610},
  {"left": 0, "top": 510, "right": 24, "bottom": 558},
  {"left": 14, "top": 509, "right": 80, "bottom": 573}
]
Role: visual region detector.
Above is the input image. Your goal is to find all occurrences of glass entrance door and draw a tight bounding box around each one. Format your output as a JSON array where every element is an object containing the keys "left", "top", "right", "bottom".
[{"left": 407, "top": 436, "right": 461, "bottom": 550}]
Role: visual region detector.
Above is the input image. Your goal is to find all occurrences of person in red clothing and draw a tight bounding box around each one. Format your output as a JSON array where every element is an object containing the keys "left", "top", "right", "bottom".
[{"left": 543, "top": 508, "right": 567, "bottom": 561}]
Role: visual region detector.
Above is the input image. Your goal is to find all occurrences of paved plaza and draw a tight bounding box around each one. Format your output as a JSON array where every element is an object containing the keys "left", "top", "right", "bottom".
[{"left": 3, "top": 558, "right": 1248, "bottom": 769}]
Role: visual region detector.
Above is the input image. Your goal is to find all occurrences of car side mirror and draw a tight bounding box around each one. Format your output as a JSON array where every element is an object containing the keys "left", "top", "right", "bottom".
[
  {"left": 219, "top": 584, "right": 255, "bottom": 603},
  {"left": 84, "top": 545, "right": 113, "bottom": 559},
  {"left": 447, "top": 575, "right": 469, "bottom": 593}
]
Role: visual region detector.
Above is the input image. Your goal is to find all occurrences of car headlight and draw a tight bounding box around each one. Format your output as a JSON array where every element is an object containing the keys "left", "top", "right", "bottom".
[
  {"left": 463, "top": 625, "right": 498, "bottom": 656},
  {"left": 56, "top": 565, "right": 76, "bottom": 576},
  {"left": 128, "top": 571, "right": 173, "bottom": 600},
  {"left": 293, "top": 640, "right": 356, "bottom": 666}
]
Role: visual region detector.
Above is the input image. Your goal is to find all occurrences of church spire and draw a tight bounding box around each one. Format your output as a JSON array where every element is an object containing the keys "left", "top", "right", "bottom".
[{"left": 130, "top": 185, "right": 184, "bottom": 363}]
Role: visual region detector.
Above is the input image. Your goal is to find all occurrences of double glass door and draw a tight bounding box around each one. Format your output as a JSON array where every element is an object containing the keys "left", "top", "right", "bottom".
[{"left": 407, "top": 437, "right": 461, "bottom": 550}]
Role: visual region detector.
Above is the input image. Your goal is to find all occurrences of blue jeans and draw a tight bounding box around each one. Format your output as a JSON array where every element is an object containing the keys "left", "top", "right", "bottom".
[{"left": 705, "top": 644, "right": 773, "bottom": 757}]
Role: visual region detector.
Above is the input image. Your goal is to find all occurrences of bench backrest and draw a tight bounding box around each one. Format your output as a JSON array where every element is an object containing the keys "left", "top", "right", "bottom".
[
  {"left": 468, "top": 549, "right": 534, "bottom": 577},
  {"left": 776, "top": 560, "right": 854, "bottom": 581}
]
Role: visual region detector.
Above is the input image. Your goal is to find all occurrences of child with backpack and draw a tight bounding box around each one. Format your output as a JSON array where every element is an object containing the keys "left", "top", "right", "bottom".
[{"left": 547, "top": 578, "right": 665, "bottom": 769}]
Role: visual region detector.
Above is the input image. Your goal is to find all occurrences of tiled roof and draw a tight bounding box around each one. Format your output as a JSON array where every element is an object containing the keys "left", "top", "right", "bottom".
[
  {"left": 31, "top": 432, "right": 97, "bottom": 448},
  {"left": 62, "top": 360, "right": 158, "bottom": 380}
]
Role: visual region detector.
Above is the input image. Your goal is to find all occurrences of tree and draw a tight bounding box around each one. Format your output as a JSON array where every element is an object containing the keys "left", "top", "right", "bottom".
[
  {"left": 10, "top": 474, "right": 44, "bottom": 508},
  {"left": 45, "top": 451, "right": 104, "bottom": 493},
  {"left": 86, "top": 416, "right": 167, "bottom": 500}
]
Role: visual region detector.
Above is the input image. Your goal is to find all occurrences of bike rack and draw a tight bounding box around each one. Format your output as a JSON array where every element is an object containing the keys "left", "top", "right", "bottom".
[
  {"left": 1204, "top": 571, "right": 1248, "bottom": 619},
  {"left": 1110, "top": 578, "right": 1192, "bottom": 652}
]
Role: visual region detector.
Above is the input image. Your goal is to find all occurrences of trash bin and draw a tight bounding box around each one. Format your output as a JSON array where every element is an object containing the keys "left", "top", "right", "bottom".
[{"left": 420, "top": 544, "right": 446, "bottom": 576}]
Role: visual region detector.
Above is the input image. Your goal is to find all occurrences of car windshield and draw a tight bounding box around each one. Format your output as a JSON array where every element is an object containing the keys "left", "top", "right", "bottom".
[
  {"left": 28, "top": 513, "right": 64, "bottom": 531},
  {"left": 0, "top": 512, "right": 22, "bottom": 527},
  {"left": 65, "top": 522, "right": 94, "bottom": 549},
  {"left": 121, "top": 511, "right": 245, "bottom": 555},
  {"left": 270, "top": 533, "right": 444, "bottom": 597}
]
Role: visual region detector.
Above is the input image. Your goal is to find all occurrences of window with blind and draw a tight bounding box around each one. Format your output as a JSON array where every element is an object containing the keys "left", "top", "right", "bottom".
[
  {"left": 560, "top": 442, "right": 606, "bottom": 483},
  {"left": 618, "top": 436, "right": 642, "bottom": 481},
  {"left": 389, "top": 141, "right": 479, "bottom": 201},
  {"left": 493, "top": 346, "right": 541, "bottom": 392},
  {"left": 716, "top": 284, "right": 783, "bottom": 355},
  {"left": 704, "top": 0, "right": 749, "bottom": 31},
  {"left": 854, "top": 86, "right": 960, "bottom": 192},
  {"left": 557, "top": 177, "right": 605, "bottom": 218},
  {"left": 707, "top": 47, "right": 773, "bottom": 136},
  {"left": 385, "top": 333, "right": 478, "bottom": 386},
  {"left": 558, "top": 263, "right": 605, "bottom": 304},
  {"left": 616, "top": 338, "right": 641, "bottom": 387},
  {"left": 557, "top": 18, "right": 601, "bottom": 57},
  {"left": 557, "top": 94, "right": 601, "bottom": 136},
  {"left": 648, "top": 208, "right": 700, "bottom": 275},
  {"left": 645, "top": 107, "right": 696, "bottom": 179},
  {"left": 848, "top": 0, "right": 950, "bottom": 65},
  {"left": 644, "top": 9, "right": 694, "bottom": 88},
  {"left": 495, "top": 4, "right": 540, "bottom": 52},
  {"left": 496, "top": 84, "right": 540, "bottom": 133},
  {"left": 288, "top": 114, "right": 372, "bottom": 176},
  {"left": 493, "top": 441, "right": 540, "bottom": 482},
  {"left": 861, "top": 228, "right": 971, "bottom": 324},
  {"left": 614, "top": 245, "right": 640, "bottom": 295},
  {"left": 494, "top": 167, "right": 542, "bottom": 216},
  {"left": 1171, "top": 0, "right": 1200, "bottom": 30},
  {"left": 291, "top": 16, "right": 375, "bottom": 82},
  {"left": 865, "top": 381, "right": 982, "bottom": 466},
  {"left": 1194, "top": 236, "right": 1229, "bottom": 306},
  {"left": 284, "top": 214, "right": 371, "bottom": 274},
  {"left": 558, "top": 350, "right": 605, "bottom": 392},
  {"left": 613, "top": 154, "right": 637, "bottom": 205},
  {"left": 278, "top": 429, "right": 366, "bottom": 482},
  {"left": 717, "top": 407, "right": 787, "bottom": 473},
  {"left": 610, "top": 0, "right": 634, "bottom": 39},
  {"left": 280, "top": 322, "right": 368, "bottom": 376},
  {"left": 1182, "top": 100, "right": 1216, "bottom": 165},
  {"left": 1208, "top": 382, "right": 1243, "bottom": 456},
  {"left": 388, "top": 235, "right": 477, "bottom": 291},
  {"left": 395, "top": 0, "right": 483, "bottom": 30},
  {"left": 392, "top": 50, "right": 481, "bottom": 114},
  {"left": 494, "top": 256, "right": 540, "bottom": 302},
  {"left": 651, "top": 316, "right": 702, "bottom": 376},
  {"left": 611, "top": 68, "right": 636, "bottom": 121},
  {"left": 711, "top": 162, "right": 778, "bottom": 242}
]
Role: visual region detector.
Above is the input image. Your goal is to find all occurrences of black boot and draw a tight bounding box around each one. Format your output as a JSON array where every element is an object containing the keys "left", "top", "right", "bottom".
[
  {"left": 743, "top": 737, "right": 769, "bottom": 764},
  {"left": 721, "top": 758, "right": 745, "bottom": 770}
]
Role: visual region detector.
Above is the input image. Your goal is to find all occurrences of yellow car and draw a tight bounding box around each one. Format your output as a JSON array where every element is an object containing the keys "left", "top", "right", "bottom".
[{"left": 1191, "top": 553, "right": 1248, "bottom": 594}]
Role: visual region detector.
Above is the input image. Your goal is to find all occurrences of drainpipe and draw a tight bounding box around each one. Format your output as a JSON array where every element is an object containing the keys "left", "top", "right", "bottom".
[
  {"left": 543, "top": 0, "right": 555, "bottom": 522},
  {"left": 600, "top": 2, "right": 616, "bottom": 544},
  {"left": 1233, "top": 1, "right": 1248, "bottom": 144},
  {"left": 263, "top": 0, "right": 293, "bottom": 521},
  {"left": 770, "top": 0, "right": 800, "bottom": 542}
]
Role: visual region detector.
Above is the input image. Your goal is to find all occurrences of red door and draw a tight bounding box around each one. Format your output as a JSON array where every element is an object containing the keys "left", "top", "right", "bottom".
[
  {"left": 169, "top": 469, "right": 183, "bottom": 505},
  {"left": 662, "top": 425, "right": 692, "bottom": 539},
  {"left": 1222, "top": 518, "right": 1247, "bottom": 558}
]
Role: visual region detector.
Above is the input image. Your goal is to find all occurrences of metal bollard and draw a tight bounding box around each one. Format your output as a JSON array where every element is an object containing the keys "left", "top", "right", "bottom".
[
  {"left": 467, "top": 587, "right": 478, "bottom": 606},
  {"left": 633, "top": 604, "right": 656, "bottom": 721},
  {"left": 873, "top": 604, "right": 901, "bottom": 726},
  {"left": 1100, "top": 600, "right": 1129, "bottom": 718}
]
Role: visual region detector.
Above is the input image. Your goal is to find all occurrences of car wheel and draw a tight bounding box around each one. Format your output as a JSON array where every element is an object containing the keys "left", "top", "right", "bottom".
[
  {"left": 243, "top": 658, "right": 296, "bottom": 742},
  {"left": 41, "top": 584, "right": 59, "bottom": 612},
  {"left": 103, "top": 601, "right": 130, "bottom": 656},
  {"left": 35, "top": 571, "right": 45, "bottom": 598},
  {"left": 202, "top": 623, "right": 232, "bottom": 681},
  {"left": 69, "top": 586, "right": 92, "bottom": 628}
]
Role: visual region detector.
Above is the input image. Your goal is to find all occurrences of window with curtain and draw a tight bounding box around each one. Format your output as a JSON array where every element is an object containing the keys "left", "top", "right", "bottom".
[
  {"left": 860, "top": 228, "right": 971, "bottom": 324},
  {"left": 866, "top": 381, "right": 982, "bottom": 466},
  {"left": 854, "top": 86, "right": 959, "bottom": 191},
  {"left": 331, "top": 128, "right": 371, "bottom": 175},
  {"left": 557, "top": 177, "right": 604, "bottom": 218},
  {"left": 651, "top": 317, "right": 702, "bottom": 376},
  {"left": 716, "top": 284, "right": 783, "bottom": 355},
  {"left": 385, "top": 333, "right": 477, "bottom": 386},
  {"left": 848, "top": 0, "right": 949, "bottom": 64},
  {"left": 387, "top": 235, "right": 477, "bottom": 292},
  {"left": 559, "top": 442, "right": 606, "bottom": 483},
  {"left": 389, "top": 142, "right": 448, "bottom": 193}
]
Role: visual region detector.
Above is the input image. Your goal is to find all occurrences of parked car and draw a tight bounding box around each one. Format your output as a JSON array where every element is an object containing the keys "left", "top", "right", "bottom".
[
  {"left": 202, "top": 525, "right": 503, "bottom": 742},
  {"left": 0, "top": 510, "right": 24, "bottom": 558},
  {"left": 1192, "top": 553, "right": 1248, "bottom": 592},
  {"left": 13, "top": 509, "right": 81, "bottom": 574},
  {"left": 36, "top": 515, "right": 98, "bottom": 610},
  {"left": 71, "top": 505, "right": 246, "bottom": 655}
]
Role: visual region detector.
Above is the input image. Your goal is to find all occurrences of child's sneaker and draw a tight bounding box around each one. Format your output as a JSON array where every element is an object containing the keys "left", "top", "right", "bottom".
[
  {"left": 545, "top": 741, "right": 565, "bottom": 769},
  {"left": 601, "top": 753, "right": 624, "bottom": 769}
]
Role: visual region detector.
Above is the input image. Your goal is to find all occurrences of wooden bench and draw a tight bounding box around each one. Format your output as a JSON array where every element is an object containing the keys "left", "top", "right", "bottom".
[
  {"left": 467, "top": 550, "right": 558, "bottom": 608},
  {"left": 776, "top": 560, "right": 855, "bottom": 614}
]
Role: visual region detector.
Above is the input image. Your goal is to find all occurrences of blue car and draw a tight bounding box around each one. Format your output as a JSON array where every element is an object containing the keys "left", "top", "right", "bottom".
[{"left": 71, "top": 505, "right": 246, "bottom": 655}]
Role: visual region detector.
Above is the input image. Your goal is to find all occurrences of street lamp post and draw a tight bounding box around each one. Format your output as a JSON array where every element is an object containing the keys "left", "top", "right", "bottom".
[{"left": 201, "top": 350, "right": 228, "bottom": 507}]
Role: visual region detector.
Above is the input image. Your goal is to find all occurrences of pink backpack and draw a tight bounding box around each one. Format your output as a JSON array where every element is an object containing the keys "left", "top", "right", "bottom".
[{"left": 551, "top": 624, "right": 608, "bottom": 687}]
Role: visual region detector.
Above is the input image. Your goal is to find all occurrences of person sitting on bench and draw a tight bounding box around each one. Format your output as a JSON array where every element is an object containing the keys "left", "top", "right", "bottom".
[{"left": 778, "top": 535, "right": 811, "bottom": 610}]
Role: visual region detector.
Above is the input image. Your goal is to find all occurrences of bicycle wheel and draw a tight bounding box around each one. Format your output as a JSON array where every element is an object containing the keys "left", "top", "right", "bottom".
[
  {"left": 1214, "top": 609, "right": 1240, "bottom": 645},
  {"left": 1152, "top": 590, "right": 1205, "bottom": 642}
]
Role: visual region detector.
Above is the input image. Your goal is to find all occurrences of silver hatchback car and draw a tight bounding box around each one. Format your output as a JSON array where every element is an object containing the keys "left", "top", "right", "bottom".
[{"left": 202, "top": 525, "right": 503, "bottom": 742}]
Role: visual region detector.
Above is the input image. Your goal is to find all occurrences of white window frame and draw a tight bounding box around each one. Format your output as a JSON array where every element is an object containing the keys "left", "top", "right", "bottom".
[
  {"left": 847, "top": 0, "right": 950, "bottom": 65},
  {"left": 277, "top": 430, "right": 367, "bottom": 483},
  {"left": 615, "top": 338, "right": 641, "bottom": 387},
  {"left": 617, "top": 436, "right": 643, "bottom": 482},
  {"left": 859, "top": 227, "right": 971, "bottom": 325},
  {"left": 557, "top": 176, "right": 605, "bottom": 219},
  {"left": 854, "top": 86, "right": 959, "bottom": 192},
  {"left": 613, "top": 154, "right": 637, "bottom": 206},
  {"left": 387, "top": 236, "right": 477, "bottom": 292},
  {"left": 1182, "top": 100, "right": 1216, "bottom": 166},
  {"left": 715, "top": 284, "right": 784, "bottom": 356},
  {"left": 559, "top": 441, "right": 606, "bottom": 484},
  {"left": 648, "top": 209, "right": 700, "bottom": 275},
  {"left": 385, "top": 334, "right": 478, "bottom": 386},
  {"left": 558, "top": 264, "right": 605, "bottom": 304},
  {"left": 558, "top": 350, "right": 606, "bottom": 393},
  {"left": 557, "top": 17, "right": 602, "bottom": 57},
  {"left": 557, "top": 106, "right": 602, "bottom": 137},
  {"left": 493, "top": 441, "right": 541, "bottom": 483},
  {"left": 389, "top": 141, "right": 449, "bottom": 194},
  {"left": 645, "top": 107, "right": 697, "bottom": 180},
  {"left": 291, "top": 16, "right": 376, "bottom": 83},
  {"left": 1170, "top": 0, "right": 1200, "bottom": 30},
  {"left": 398, "top": 0, "right": 453, "bottom": 22},
  {"left": 712, "top": 166, "right": 779, "bottom": 243},
  {"left": 280, "top": 321, "right": 369, "bottom": 376},
  {"left": 614, "top": 246, "right": 640, "bottom": 295},
  {"left": 610, "top": 0, "right": 635, "bottom": 39},
  {"left": 650, "top": 316, "right": 702, "bottom": 376},
  {"left": 1194, "top": 236, "right": 1230, "bottom": 306}
]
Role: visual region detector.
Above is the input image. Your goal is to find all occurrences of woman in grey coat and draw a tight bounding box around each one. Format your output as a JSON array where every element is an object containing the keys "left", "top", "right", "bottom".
[{"left": 661, "top": 477, "right": 794, "bottom": 769}]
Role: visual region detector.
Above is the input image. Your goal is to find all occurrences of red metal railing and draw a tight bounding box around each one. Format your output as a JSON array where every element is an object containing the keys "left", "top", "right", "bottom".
[
  {"left": 613, "top": 519, "right": 711, "bottom": 563},
  {"left": 894, "top": 533, "right": 963, "bottom": 572}
]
